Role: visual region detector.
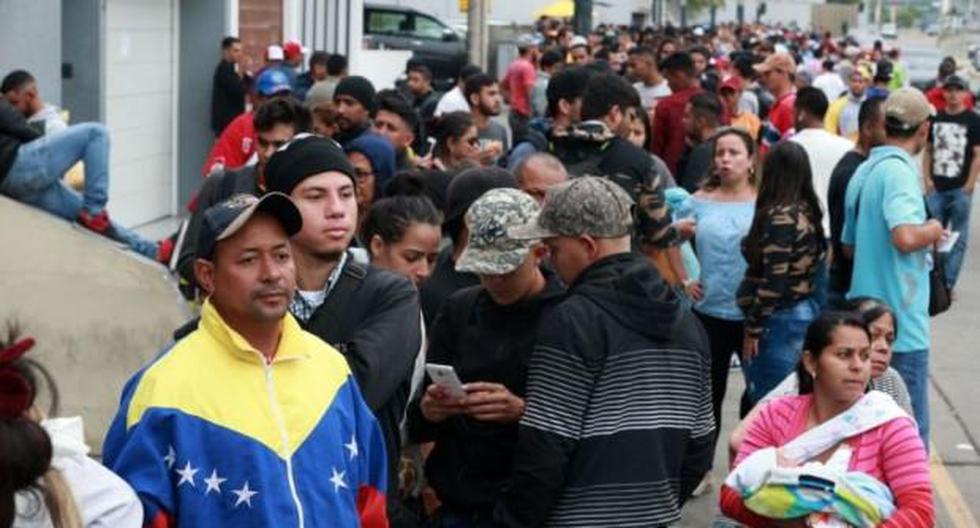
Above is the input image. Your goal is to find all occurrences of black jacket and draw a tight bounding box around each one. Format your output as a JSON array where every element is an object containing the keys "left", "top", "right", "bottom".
[
  {"left": 419, "top": 246, "right": 479, "bottom": 325},
  {"left": 301, "top": 257, "right": 422, "bottom": 526},
  {"left": 549, "top": 121, "right": 677, "bottom": 249},
  {"left": 494, "top": 253, "right": 714, "bottom": 528},
  {"left": 406, "top": 269, "right": 564, "bottom": 515},
  {"left": 211, "top": 60, "right": 247, "bottom": 135},
  {"left": 177, "top": 165, "right": 261, "bottom": 284},
  {"left": 0, "top": 99, "right": 39, "bottom": 184}
]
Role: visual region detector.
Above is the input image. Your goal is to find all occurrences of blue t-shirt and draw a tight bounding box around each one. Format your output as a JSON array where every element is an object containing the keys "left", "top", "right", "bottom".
[
  {"left": 842, "top": 145, "right": 930, "bottom": 353},
  {"left": 678, "top": 196, "right": 755, "bottom": 321}
]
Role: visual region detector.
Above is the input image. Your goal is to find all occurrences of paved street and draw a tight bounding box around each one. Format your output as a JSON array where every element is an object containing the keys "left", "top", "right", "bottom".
[{"left": 677, "top": 197, "right": 980, "bottom": 527}]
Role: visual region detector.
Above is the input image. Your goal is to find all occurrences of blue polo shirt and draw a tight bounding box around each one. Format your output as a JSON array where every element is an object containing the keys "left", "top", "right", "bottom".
[{"left": 842, "top": 145, "right": 930, "bottom": 353}]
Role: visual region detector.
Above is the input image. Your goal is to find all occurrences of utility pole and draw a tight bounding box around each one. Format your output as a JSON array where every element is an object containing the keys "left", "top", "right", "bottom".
[
  {"left": 574, "top": 0, "right": 593, "bottom": 35},
  {"left": 467, "top": 0, "right": 489, "bottom": 71}
]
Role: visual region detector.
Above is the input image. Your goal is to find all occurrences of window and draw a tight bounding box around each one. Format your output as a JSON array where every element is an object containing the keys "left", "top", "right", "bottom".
[
  {"left": 414, "top": 15, "right": 447, "bottom": 40},
  {"left": 366, "top": 10, "right": 409, "bottom": 35}
]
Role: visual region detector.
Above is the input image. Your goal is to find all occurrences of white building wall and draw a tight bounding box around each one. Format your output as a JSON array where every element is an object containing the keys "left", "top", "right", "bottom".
[{"left": 105, "top": 0, "right": 176, "bottom": 226}]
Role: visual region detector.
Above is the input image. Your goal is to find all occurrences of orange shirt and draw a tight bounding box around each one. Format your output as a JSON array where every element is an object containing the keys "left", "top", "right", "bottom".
[{"left": 731, "top": 111, "right": 761, "bottom": 141}]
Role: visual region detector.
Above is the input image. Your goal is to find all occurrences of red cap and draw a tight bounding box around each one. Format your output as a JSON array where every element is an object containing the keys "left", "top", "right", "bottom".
[
  {"left": 720, "top": 75, "right": 744, "bottom": 93},
  {"left": 283, "top": 40, "right": 308, "bottom": 61}
]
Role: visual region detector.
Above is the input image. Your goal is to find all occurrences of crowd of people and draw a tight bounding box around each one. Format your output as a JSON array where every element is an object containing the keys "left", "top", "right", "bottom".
[{"left": 2, "top": 16, "right": 978, "bottom": 528}]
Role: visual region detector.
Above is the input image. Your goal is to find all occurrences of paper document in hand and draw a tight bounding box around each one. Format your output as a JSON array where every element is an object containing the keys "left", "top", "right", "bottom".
[{"left": 938, "top": 231, "right": 960, "bottom": 253}]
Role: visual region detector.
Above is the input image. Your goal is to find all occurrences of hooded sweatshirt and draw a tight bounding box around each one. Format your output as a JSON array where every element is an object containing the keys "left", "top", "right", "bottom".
[
  {"left": 549, "top": 121, "right": 678, "bottom": 250},
  {"left": 345, "top": 132, "right": 396, "bottom": 198},
  {"left": 494, "top": 253, "right": 715, "bottom": 528}
]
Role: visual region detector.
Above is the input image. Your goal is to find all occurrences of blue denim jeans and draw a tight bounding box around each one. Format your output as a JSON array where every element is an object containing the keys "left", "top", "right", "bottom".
[
  {"left": 928, "top": 189, "right": 971, "bottom": 289},
  {"left": 744, "top": 297, "right": 820, "bottom": 404},
  {"left": 1, "top": 124, "right": 157, "bottom": 259},
  {"left": 890, "top": 349, "right": 930, "bottom": 447}
]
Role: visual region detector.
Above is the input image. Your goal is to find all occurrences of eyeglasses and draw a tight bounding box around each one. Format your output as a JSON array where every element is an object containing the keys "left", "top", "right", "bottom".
[{"left": 354, "top": 168, "right": 374, "bottom": 179}]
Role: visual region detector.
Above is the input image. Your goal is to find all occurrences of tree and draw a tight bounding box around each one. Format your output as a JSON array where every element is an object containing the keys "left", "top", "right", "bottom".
[
  {"left": 896, "top": 5, "right": 921, "bottom": 27},
  {"left": 684, "top": 0, "right": 726, "bottom": 18}
]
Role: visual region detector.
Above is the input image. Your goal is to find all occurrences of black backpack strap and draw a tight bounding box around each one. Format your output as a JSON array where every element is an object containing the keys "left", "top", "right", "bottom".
[{"left": 305, "top": 259, "right": 369, "bottom": 345}]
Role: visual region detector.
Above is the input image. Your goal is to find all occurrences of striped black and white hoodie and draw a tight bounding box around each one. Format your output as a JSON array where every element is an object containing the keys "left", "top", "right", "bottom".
[{"left": 494, "top": 252, "right": 715, "bottom": 528}]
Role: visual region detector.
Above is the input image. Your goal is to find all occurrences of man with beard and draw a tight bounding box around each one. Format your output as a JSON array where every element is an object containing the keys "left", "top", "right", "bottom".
[
  {"left": 464, "top": 73, "right": 509, "bottom": 166},
  {"left": 333, "top": 75, "right": 377, "bottom": 146}
]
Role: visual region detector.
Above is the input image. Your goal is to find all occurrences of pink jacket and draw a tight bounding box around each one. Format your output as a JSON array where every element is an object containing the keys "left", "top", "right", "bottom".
[{"left": 721, "top": 394, "right": 934, "bottom": 527}]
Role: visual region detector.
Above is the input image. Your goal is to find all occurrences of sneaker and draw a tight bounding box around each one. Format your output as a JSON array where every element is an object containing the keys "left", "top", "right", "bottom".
[
  {"left": 77, "top": 209, "right": 112, "bottom": 234},
  {"left": 730, "top": 355, "right": 741, "bottom": 369},
  {"left": 156, "top": 238, "right": 175, "bottom": 265}
]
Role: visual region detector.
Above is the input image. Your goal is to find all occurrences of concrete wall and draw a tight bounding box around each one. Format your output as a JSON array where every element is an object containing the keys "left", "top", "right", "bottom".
[
  {"left": 0, "top": 196, "right": 190, "bottom": 450},
  {"left": 178, "top": 0, "right": 230, "bottom": 210},
  {"left": 62, "top": 0, "right": 104, "bottom": 124},
  {"left": 0, "top": 0, "right": 62, "bottom": 105}
]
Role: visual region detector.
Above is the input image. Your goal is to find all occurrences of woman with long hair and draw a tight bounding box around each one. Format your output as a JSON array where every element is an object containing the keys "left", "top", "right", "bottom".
[
  {"left": 721, "top": 312, "right": 934, "bottom": 527},
  {"left": 429, "top": 111, "right": 481, "bottom": 171},
  {"left": 0, "top": 326, "right": 142, "bottom": 528},
  {"left": 737, "top": 140, "right": 826, "bottom": 406},
  {"left": 679, "top": 128, "right": 758, "bottom": 458}
]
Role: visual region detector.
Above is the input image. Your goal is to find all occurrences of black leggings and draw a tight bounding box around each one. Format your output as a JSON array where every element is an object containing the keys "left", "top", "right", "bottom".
[{"left": 694, "top": 310, "right": 744, "bottom": 453}]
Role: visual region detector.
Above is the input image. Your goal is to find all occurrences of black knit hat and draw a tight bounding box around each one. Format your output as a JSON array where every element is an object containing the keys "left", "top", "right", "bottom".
[
  {"left": 444, "top": 167, "right": 517, "bottom": 223},
  {"left": 265, "top": 134, "right": 355, "bottom": 196},
  {"left": 333, "top": 75, "right": 377, "bottom": 115}
]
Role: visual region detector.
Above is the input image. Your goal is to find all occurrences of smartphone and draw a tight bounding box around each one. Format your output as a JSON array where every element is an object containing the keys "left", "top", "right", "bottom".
[
  {"left": 425, "top": 363, "right": 466, "bottom": 398},
  {"left": 423, "top": 137, "right": 437, "bottom": 157}
]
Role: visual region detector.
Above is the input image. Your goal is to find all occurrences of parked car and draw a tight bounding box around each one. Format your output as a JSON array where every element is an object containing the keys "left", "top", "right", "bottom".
[
  {"left": 881, "top": 23, "right": 898, "bottom": 39},
  {"left": 363, "top": 3, "right": 468, "bottom": 90}
]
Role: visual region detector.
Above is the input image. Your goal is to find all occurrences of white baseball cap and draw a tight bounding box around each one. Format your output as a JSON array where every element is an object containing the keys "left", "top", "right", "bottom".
[{"left": 266, "top": 45, "right": 285, "bottom": 61}]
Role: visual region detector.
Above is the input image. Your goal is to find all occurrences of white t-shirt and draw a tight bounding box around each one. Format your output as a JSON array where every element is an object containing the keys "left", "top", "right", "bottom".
[
  {"left": 434, "top": 86, "right": 471, "bottom": 117},
  {"left": 27, "top": 104, "right": 68, "bottom": 135},
  {"left": 813, "top": 72, "right": 847, "bottom": 104},
  {"left": 790, "top": 128, "right": 854, "bottom": 233},
  {"left": 634, "top": 80, "right": 672, "bottom": 111}
]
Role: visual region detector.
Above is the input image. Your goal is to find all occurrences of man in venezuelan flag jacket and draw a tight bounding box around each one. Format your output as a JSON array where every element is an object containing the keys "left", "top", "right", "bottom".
[{"left": 102, "top": 192, "right": 388, "bottom": 527}]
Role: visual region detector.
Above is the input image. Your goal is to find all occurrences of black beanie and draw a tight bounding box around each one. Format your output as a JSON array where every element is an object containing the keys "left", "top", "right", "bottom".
[
  {"left": 444, "top": 167, "right": 517, "bottom": 223},
  {"left": 265, "top": 134, "right": 355, "bottom": 195},
  {"left": 334, "top": 75, "right": 377, "bottom": 115}
]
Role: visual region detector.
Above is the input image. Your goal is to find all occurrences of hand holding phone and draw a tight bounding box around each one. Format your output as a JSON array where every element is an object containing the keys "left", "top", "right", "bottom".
[
  {"left": 426, "top": 363, "right": 466, "bottom": 398},
  {"left": 420, "top": 364, "right": 467, "bottom": 423}
]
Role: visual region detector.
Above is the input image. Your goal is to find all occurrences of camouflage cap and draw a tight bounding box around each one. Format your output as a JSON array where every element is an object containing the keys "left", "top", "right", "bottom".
[
  {"left": 509, "top": 176, "right": 634, "bottom": 240},
  {"left": 456, "top": 188, "right": 541, "bottom": 275}
]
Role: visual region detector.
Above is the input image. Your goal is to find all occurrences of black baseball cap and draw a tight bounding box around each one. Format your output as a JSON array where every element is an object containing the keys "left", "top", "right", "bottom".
[
  {"left": 196, "top": 192, "right": 303, "bottom": 260},
  {"left": 943, "top": 75, "right": 968, "bottom": 90}
]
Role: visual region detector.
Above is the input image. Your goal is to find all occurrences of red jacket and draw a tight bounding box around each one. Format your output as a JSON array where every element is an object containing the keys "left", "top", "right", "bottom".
[
  {"left": 926, "top": 85, "right": 975, "bottom": 113},
  {"left": 651, "top": 86, "right": 700, "bottom": 176},
  {"left": 201, "top": 111, "right": 256, "bottom": 176}
]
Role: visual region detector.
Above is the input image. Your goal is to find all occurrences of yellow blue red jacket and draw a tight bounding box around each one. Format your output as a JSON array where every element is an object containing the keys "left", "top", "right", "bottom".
[{"left": 102, "top": 300, "right": 388, "bottom": 528}]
